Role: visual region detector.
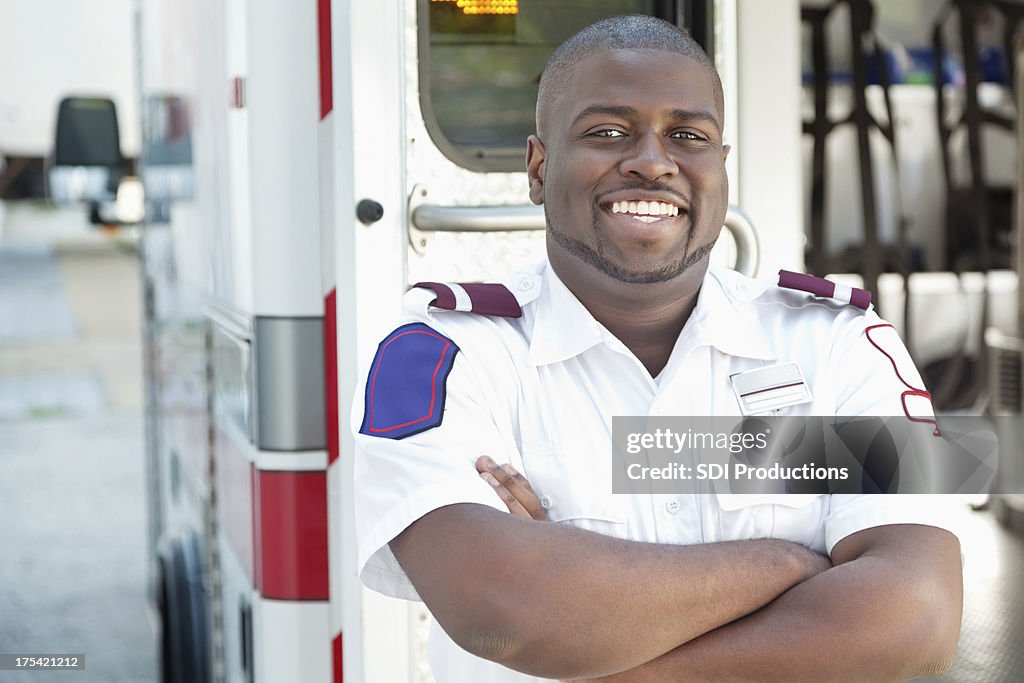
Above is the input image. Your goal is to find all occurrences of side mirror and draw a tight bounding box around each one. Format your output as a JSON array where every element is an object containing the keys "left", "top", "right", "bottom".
[
  {"left": 49, "top": 96, "right": 125, "bottom": 205},
  {"left": 141, "top": 94, "right": 194, "bottom": 205}
]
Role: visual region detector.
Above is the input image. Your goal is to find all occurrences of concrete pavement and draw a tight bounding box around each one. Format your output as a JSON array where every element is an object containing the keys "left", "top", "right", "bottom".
[{"left": 0, "top": 200, "right": 155, "bottom": 683}]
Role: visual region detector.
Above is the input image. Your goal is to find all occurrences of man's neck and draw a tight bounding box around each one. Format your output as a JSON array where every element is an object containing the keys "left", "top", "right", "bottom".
[{"left": 549, "top": 255, "right": 708, "bottom": 378}]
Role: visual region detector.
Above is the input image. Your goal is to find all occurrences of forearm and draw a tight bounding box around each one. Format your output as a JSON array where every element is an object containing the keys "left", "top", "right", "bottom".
[
  {"left": 582, "top": 525, "right": 963, "bottom": 683},
  {"left": 392, "top": 504, "right": 828, "bottom": 679}
]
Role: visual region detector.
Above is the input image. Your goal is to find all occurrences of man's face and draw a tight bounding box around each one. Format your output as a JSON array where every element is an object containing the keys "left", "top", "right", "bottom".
[{"left": 527, "top": 49, "right": 730, "bottom": 284}]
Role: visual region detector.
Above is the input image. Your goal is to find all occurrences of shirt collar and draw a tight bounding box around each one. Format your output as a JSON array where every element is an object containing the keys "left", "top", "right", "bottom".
[
  {"left": 676, "top": 265, "right": 778, "bottom": 362},
  {"left": 528, "top": 262, "right": 614, "bottom": 366},
  {"left": 527, "top": 262, "right": 778, "bottom": 367}
]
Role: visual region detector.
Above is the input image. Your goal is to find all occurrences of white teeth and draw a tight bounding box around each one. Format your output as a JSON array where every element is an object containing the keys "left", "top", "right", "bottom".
[{"left": 610, "top": 200, "right": 680, "bottom": 217}]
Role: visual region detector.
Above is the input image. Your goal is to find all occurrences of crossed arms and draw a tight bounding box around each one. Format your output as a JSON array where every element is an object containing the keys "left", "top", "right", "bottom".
[{"left": 390, "top": 458, "right": 963, "bottom": 682}]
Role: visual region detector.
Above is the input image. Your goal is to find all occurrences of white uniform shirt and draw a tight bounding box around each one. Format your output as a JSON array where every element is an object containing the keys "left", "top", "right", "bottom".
[{"left": 353, "top": 260, "right": 955, "bottom": 683}]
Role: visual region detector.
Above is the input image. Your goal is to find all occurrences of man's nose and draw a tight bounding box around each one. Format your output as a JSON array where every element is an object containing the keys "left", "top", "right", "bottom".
[{"left": 619, "top": 132, "right": 678, "bottom": 180}]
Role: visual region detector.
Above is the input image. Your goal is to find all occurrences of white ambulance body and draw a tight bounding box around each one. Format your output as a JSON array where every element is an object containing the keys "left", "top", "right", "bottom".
[
  {"left": 81, "top": 0, "right": 1012, "bottom": 681},
  {"left": 0, "top": 1, "right": 139, "bottom": 158}
]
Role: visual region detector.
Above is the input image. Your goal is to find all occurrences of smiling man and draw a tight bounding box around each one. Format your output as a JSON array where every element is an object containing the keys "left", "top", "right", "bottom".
[{"left": 353, "top": 15, "right": 962, "bottom": 683}]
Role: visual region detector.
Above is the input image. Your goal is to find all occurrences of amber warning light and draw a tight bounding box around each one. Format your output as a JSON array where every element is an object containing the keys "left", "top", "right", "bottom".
[{"left": 431, "top": 0, "right": 519, "bottom": 16}]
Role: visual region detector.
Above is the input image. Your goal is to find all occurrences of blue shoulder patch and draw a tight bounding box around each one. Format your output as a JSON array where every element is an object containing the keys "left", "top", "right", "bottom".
[{"left": 359, "top": 323, "right": 460, "bottom": 440}]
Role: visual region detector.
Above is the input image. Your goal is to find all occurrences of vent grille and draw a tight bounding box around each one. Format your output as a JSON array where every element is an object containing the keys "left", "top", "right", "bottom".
[{"left": 988, "top": 335, "right": 1023, "bottom": 415}]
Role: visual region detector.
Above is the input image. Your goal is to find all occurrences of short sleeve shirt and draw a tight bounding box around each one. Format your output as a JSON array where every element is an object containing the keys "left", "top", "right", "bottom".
[{"left": 352, "top": 260, "right": 958, "bottom": 682}]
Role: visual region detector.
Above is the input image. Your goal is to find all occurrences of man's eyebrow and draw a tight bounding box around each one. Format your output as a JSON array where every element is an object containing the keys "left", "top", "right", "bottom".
[
  {"left": 668, "top": 109, "right": 722, "bottom": 134},
  {"left": 571, "top": 104, "right": 721, "bottom": 134},
  {"left": 571, "top": 104, "right": 637, "bottom": 126}
]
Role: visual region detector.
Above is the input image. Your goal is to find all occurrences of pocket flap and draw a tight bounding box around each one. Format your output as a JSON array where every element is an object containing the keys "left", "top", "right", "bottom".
[
  {"left": 521, "top": 446, "right": 626, "bottom": 525},
  {"left": 716, "top": 493, "right": 824, "bottom": 510}
]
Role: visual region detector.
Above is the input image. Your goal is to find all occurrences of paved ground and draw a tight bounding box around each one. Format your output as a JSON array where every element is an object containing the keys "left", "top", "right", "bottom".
[
  {"left": 0, "top": 200, "right": 155, "bottom": 683},
  {"left": 929, "top": 501, "right": 1024, "bottom": 682}
]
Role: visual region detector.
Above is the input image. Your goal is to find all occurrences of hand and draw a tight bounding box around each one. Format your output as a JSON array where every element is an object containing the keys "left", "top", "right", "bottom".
[{"left": 476, "top": 455, "right": 549, "bottom": 521}]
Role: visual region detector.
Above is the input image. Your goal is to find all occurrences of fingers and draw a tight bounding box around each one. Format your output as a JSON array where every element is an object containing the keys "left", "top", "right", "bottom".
[
  {"left": 496, "top": 463, "right": 547, "bottom": 521},
  {"left": 476, "top": 455, "right": 548, "bottom": 521},
  {"left": 479, "top": 470, "right": 533, "bottom": 519}
]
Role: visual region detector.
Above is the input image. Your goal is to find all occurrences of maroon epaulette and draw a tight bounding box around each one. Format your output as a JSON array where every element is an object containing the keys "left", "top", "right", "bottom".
[
  {"left": 777, "top": 270, "right": 871, "bottom": 310},
  {"left": 413, "top": 282, "right": 523, "bottom": 318}
]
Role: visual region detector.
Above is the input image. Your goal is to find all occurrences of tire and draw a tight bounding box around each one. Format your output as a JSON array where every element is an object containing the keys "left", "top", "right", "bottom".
[{"left": 158, "top": 536, "right": 210, "bottom": 683}]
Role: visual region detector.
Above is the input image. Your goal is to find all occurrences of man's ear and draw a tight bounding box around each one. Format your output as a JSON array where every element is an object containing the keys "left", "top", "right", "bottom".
[
  {"left": 722, "top": 144, "right": 731, "bottom": 162},
  {"left": 526, "top": 135, "right": 546, "bottom": 205}
]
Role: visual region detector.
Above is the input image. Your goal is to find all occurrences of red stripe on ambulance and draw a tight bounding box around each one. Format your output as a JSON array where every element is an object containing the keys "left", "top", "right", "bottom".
[
  {"left": 333, "top": 632, "right": 343, "bottom": 683},
  {"left": 326, "top": 289, "right": 339, "bottom": 464},
  {"left": 318, "top": 0, "right": 333, "bottom": 119},
  {"left": 254, "top": 470, "right": 330, "bottom": 600}
]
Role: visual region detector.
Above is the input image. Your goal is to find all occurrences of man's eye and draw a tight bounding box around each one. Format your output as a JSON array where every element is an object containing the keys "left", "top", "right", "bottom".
[
  {"left": 671, "top": 131, "right": 705, "bottom": 141},
  {"left": 590, "top": 129, "right": 625, "bottom": 138}
]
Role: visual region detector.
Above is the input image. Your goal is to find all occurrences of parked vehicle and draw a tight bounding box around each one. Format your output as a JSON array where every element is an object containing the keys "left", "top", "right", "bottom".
[{"left": 0, "top": 0, "right": 138, "bottom": 199}]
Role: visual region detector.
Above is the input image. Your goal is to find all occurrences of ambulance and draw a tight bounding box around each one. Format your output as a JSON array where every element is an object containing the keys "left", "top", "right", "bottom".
[{"left": 46, "top": 0, "right": 1023, "bottom": 681}]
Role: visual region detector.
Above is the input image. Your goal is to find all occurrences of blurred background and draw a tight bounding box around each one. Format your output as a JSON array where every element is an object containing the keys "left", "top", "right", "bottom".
[
  {"left": 2, "top": 2, "right": 155, "bottom": 682},
  {"left": 1, "top": 0, "right": 1023, "bottom": 682}
]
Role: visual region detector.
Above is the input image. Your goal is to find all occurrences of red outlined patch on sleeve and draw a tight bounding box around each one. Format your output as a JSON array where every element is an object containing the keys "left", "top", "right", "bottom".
[
  {"left": 359, "top": 323, "right": 460, "bottom": 440},
  {"left": 864, "top": 324, "right": 940, "bottom": 435}
]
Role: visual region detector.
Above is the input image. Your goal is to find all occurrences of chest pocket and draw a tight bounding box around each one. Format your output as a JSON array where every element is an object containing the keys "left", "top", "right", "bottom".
[
  {"left": 716, "top": 494, "right": 828, "bottom": 552},
  {"left": 520, "top": 445, "right": 627, "bottom": 535}
]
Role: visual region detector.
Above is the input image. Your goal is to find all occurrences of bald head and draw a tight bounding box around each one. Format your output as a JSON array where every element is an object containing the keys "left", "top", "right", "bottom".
[{"left": 536, "top": 15, "right": 723, "bottom": 138}]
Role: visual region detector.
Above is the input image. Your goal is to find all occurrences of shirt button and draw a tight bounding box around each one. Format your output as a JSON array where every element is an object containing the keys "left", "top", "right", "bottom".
[
  {"left": 652, "top": 407, "right": 664, "bottom": 415},
  {"left": 540, "top": 495, "right": 552, "bottom": 510},
  {"left": 518, "top": 279, "right": 534, "bottom": 292},
  {"left": 665, "top": 499, "right": 680, "bottom": 514}
]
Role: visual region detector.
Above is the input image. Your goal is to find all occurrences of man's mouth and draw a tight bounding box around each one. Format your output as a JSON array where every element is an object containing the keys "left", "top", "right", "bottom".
[{"left": 607, "top": 200, "right": 682, "bottom": 224}]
